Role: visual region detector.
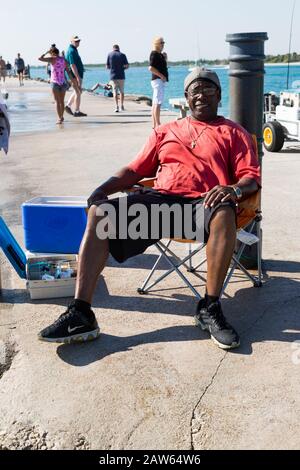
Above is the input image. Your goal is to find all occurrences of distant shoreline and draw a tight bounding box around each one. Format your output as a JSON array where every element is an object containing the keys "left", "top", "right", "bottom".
[
  {"left": 29, "top": 61, "right": 300, "bottom": 69},
  {"left": 265, "top": 62, "right": 300, "bottom": 67}
]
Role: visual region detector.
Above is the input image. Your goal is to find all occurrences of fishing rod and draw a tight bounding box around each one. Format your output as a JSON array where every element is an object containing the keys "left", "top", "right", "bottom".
[{"left": 286, "top": 0, "right": 297, "bottom": 89}]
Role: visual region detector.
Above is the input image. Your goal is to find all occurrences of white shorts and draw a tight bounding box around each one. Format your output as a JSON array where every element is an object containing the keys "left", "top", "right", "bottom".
[{"left": 151, "top": 79, "right": 165, "bottom": 105}]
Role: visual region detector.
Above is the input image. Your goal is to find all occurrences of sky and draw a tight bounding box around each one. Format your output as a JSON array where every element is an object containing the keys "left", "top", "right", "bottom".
[{"left": 0, "top": 0, "right": 299, "bottom": 65}]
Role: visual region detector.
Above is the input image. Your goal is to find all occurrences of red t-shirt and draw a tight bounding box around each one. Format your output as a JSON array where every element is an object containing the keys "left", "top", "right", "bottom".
[{"left": 128, "top": 117, "right": 261, "bottom": 198}]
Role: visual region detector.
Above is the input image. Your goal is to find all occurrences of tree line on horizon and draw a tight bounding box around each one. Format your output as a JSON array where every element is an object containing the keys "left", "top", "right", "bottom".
[
  {"left": 85, "top": 52, "right": 300, "bottom": 67},
  {"left": 30, "top": 53, "right": 300, "bottom": 68}
]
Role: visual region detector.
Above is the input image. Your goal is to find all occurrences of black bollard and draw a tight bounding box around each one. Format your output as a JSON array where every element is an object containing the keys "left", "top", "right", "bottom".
[
  {"left": 226, "top": 32, "right": 268, "bottom": 162},
  {"left": 226, "top": 32, "right": 268, "bottom": 268}
]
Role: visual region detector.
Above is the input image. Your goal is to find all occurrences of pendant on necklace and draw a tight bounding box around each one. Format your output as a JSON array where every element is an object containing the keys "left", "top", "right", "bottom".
[{"left": 191, "top": 141, "right": 196, "bottom": 149}]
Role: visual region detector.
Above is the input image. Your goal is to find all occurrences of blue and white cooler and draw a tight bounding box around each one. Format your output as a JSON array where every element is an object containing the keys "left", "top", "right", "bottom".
[{"left": 22, "top": 196, "right": 88, "bottom": 254}]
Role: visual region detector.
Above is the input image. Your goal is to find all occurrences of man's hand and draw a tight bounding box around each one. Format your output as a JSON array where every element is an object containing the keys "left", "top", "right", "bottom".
[
  {"left": 87, "top": 187, "right": 108, "bottom": 208},
  {"left": 201, "top": 185, "right": 237, "bottom": 209}
]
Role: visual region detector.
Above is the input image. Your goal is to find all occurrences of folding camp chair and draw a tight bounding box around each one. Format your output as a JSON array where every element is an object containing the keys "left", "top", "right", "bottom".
[{"left": 126, "top": 178, "right": 262, "bottom": 301}]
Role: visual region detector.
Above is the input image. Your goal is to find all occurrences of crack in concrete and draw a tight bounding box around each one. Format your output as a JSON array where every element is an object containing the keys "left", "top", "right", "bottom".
[
  {"left": 123, "top": 416, "right": 149, "bottom": 449},
  {"left": 190, "top": 353, "right": 227, "bottom": 450},
  {"left": 189, "top": 293, "right": 300, "bottom": 450}
]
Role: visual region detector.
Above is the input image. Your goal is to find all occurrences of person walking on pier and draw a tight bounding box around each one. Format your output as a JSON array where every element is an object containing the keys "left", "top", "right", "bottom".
[
  {"left": 106, "top": 44, "right": 129, "bottom": 113},
  {"left": 14, "top": 53, "right": 25, "bottom": 86},
  {"left": 38, "top": 45, "right": 75, "bottom": 124},
  {"left": 65, "top": 36, "right": 87, "bottom": 117},
  {"left": 0, "top": 57, "right": 7, "bottom": 84}
]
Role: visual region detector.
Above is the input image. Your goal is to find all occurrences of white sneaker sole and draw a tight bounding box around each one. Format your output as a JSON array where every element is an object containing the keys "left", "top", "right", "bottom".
[
  {"left": 38, "top": 328, "right": 100, "bottom": 344},
  {"left": 194, "top": 317, "right": 240, "bottom": 350}
]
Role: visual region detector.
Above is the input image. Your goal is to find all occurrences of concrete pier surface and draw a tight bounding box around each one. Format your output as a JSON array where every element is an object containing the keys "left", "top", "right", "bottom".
[{"left": 0, "top": 79, "right": 299, "bottom": 450}]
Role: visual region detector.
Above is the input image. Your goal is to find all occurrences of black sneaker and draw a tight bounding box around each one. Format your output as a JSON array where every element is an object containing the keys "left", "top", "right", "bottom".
[
  {"left": 38, "top": 303, "right": 100, "bottom": 344},
  {"left": 65, "top": 105, "right": 73, "bottom": 116},
  {"left": 74, "top": 111, "right": 87, "bottom": 117},
  {"left": 195, "top": 299, "right": 240, "bottom": 350}
]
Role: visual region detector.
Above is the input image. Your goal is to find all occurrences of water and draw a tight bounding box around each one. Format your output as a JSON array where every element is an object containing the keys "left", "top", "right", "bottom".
[
  {"left": 30, "top": 64, "right": 300, "bottom": 117},
  {"left": 6, "top": 91, "right": 54, "bottom": 133}
]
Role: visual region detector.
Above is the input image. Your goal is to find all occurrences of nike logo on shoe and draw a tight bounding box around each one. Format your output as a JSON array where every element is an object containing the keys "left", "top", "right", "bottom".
[{"left": 68, "top": 325, "right": 85, "bottom": 334}]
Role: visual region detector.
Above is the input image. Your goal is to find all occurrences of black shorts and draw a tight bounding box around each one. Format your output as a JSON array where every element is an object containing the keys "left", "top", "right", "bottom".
[{"left": 94, "top": 189, "right": 236, "bottom": 264}]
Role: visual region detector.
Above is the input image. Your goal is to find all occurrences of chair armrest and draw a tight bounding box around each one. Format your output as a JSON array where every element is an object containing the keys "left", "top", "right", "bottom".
[
  {"left": 237, "top": 190, "right": 261, "bottom": 230},
  {"left": 125, "top": 177, "right": 157, "bottom": 194},
  {"left": 139, "top": 178, "right": 156, "bottom": 188}
]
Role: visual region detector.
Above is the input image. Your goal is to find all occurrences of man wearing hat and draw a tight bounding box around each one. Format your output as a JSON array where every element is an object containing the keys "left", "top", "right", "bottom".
[
  {"left": 65, "top": 36, "right": 87, "bottom": 117},
  {"left": 39, "top": 68, "right": 260, "bottom": 351}
]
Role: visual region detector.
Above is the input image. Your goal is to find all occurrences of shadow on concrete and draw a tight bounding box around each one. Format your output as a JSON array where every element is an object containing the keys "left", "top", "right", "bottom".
[
  {"left": 57, "top": 325, "right": 204, "bottom": 367},
  {"left": 106, "top": 252, "right": 170, "bottom": 269},
  {"left": 55, "top": 259, "right": 300, "bottom": 365},
  {"left": 228, "top": 275, "right": 300, "bottom": 356},
  {"left": 56, "top": 273, "right": 300, "bottom": 365},
  {"left": 264, "top": 259, "right": 300, "bottom": 273},
  {"left": 1, "top": 259, "right": 299, "bottom": 363},
  {"left": 279, "top": 146, "right": 300, "bottom": 154},
  {"left": 0, "top": 289, "right": 28, "bottom": 305}
]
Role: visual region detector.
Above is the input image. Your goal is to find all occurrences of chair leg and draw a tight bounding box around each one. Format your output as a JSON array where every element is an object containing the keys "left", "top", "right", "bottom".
[
  {"left": 138, "top": 241, "right": 202, "bottom": 299},
  {"left": 159, "top": 242, "right": 199, "bottom": 272},
  {"left": 256, "top": 220, "right": 263, "bottom": 287},
  {"left": 138, "top": 240, "right": 172, "bottom": 294},
  {"left": 187, "top": 244, "right": 196, "bottom": 272}
]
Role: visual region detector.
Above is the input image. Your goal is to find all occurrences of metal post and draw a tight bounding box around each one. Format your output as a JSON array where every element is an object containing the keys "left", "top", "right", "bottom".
[
  {"left": 226, "top": 32, "right": 268, "bottom": 268},
  {"left": 226, "top": 32, "right": 268, "bottom": 163}
]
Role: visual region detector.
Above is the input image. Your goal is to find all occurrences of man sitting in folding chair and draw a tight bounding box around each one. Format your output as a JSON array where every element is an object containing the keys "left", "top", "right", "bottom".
[{"left": 39, "top": 67, "right": 261, "bottom": 350}]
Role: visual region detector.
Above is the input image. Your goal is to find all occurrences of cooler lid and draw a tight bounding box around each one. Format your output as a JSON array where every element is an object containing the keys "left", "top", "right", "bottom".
[{"left": 0, "top": 217, "right": 27, "bottom": 279}]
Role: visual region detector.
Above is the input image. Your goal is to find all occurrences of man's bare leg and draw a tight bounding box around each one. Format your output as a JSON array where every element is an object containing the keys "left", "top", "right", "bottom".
[
  {"left": 74, "top": 79, "right": 82, "bottom": 113},
  {"left": 195, "top": 206, "right": 240, "bottom": 350},
  {"left": 206, "top": 206, "right": 236, "bottom": 297},
  {"left": 152, "top": 104, "right": 161, "bottom": 128},
  {"left": 38, "top": 205, "right": 108, "bottom": 343},
  {"left": 74, "top": 89, "right": 82, "bottom": 113},
  {"left": 75, "top": 205, "right": 109, "bottom": 304},
  {"left": 67, "top": 89, "right": 76, "bottom": 109},
  {"left": 114, "top": 89, "right": 119, "bottom": 111},
  {"left": 120, "top": 92, "right": 125, "bottom": 110}
]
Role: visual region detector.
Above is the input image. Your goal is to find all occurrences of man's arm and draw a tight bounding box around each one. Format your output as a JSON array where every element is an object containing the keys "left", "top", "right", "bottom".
[
  {"left": 88, "top": 129, "right": 160, "bottom": 207},
  {"left": 71, "top": 63, "right": 81, "bottom": 83},
  {"left": 64, "top": 60, "right": 78, "bottom": 87},
  {"left": 87, "top": 167, "right": 142, "bottom": 208},
  {"left": 123, "top": 55, "right": 129, "bottom": 69},
  {"left": 202, "top": 178, "right": 259, "bottom": 209}
]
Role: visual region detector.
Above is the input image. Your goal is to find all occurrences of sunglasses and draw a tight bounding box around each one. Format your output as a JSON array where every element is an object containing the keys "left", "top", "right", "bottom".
[{"left": 187, "top": 86, "right": 217, "bottom": 97}]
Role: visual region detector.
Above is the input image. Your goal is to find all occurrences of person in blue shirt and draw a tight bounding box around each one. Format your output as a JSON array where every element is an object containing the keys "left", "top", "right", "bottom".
[
  {"left": 65, "top": 36, "right": 87, "bottom": 117},
  {"left": 106, "top": 45, "right": 129, "bottom": 112}
]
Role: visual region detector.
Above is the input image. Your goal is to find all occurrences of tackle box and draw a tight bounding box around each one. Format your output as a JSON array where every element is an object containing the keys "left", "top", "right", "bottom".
[{"left": 0, "top": 217, "right": 77, "bottom": 300}]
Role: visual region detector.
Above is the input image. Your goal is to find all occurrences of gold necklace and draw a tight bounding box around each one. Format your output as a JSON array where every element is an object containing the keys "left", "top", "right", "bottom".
[{"left": 188, "top": 118, "right": 208, "bottom": 149}]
